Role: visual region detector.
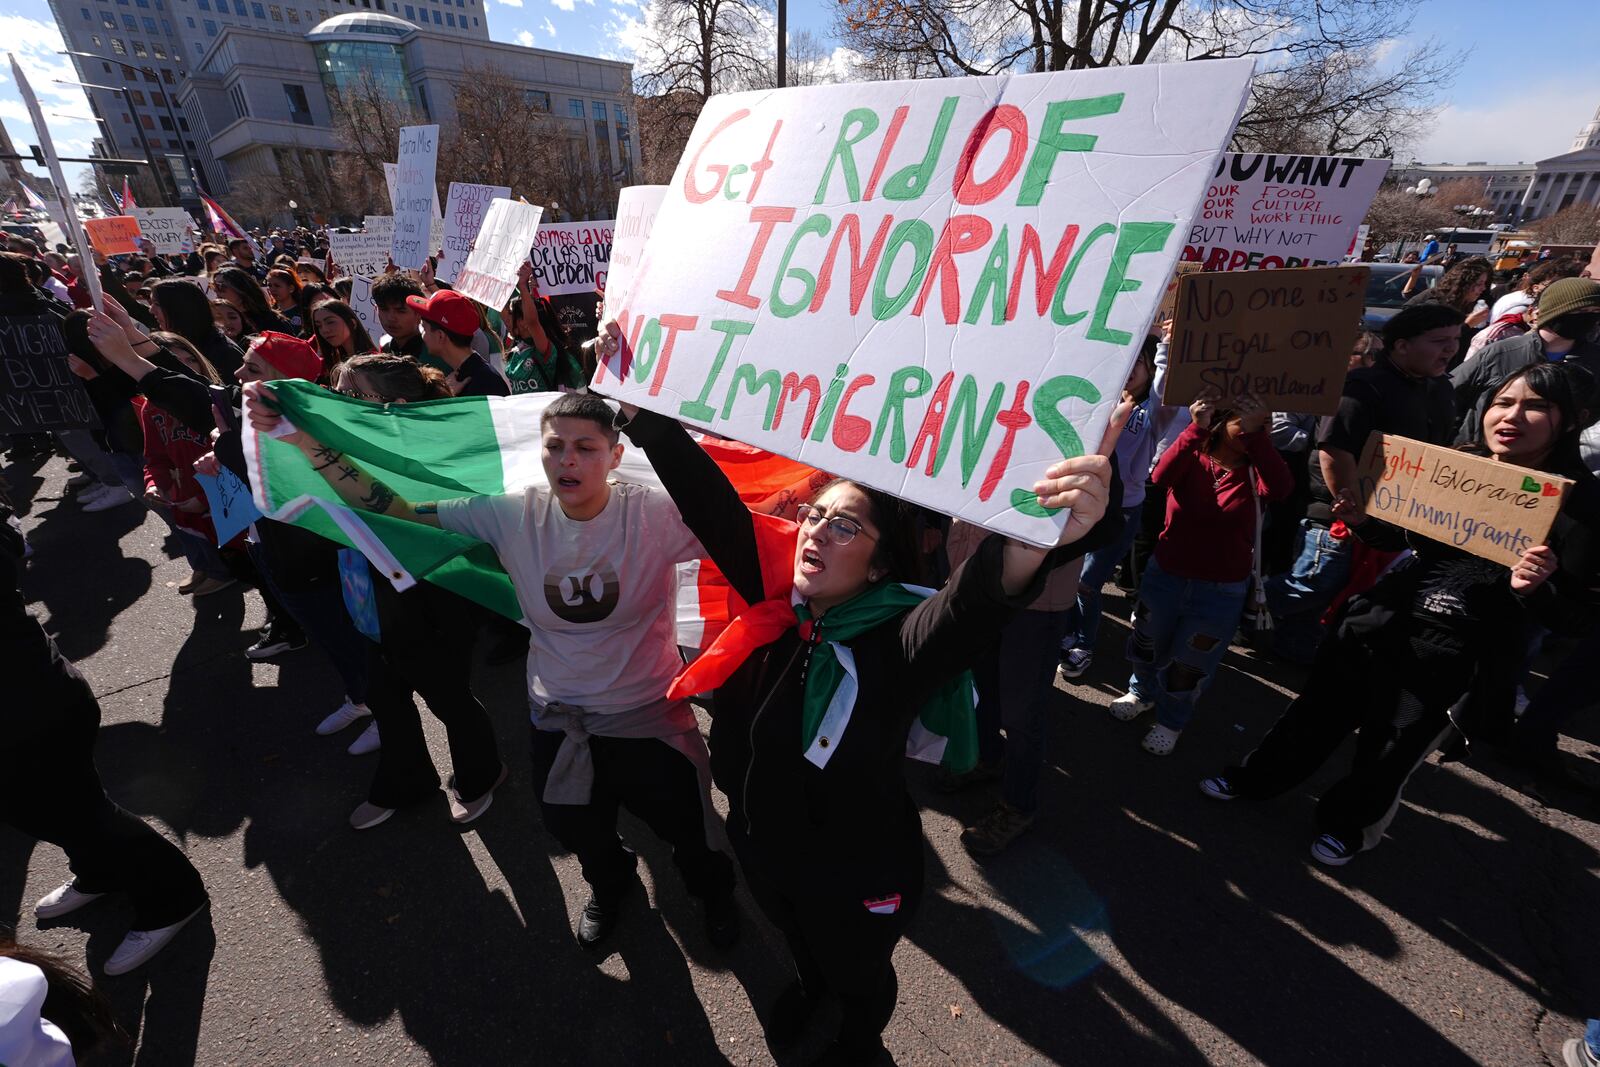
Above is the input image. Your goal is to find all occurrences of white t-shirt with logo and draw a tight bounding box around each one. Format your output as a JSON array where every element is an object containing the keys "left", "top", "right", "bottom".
[{"left": 438, "top": 481, "right": 702, "bottom": 717}]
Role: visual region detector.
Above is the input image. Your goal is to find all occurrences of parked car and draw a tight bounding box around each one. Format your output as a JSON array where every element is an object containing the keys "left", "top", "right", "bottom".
[{"left": 1362, "top": 263, "right": 1442, "bottom": 330}]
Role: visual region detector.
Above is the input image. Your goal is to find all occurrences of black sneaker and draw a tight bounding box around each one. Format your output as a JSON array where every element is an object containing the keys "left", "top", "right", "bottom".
[
  {"left": 577, "top": 875, "right": 639, "bottom": 949},
  {"left": 246, "top": 627, "right": 307, "bottom": 661},
  {"left": 703, "top": 893, "right": 740, "bottom": 950}
]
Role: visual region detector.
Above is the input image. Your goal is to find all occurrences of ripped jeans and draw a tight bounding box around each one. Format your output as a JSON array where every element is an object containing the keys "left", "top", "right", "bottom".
[{"left": 1126, "top": 557, "right": 1248, "bottom": 732}]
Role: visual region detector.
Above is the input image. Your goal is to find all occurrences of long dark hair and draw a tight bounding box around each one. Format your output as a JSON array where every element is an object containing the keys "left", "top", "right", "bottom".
[
  {"left": 151, "top": 330, "right": 223, "bottom": 384},
  {"left": 0, "top": 940, "right": 126, "bottom": 1058},
  {"left": 815, "top": 478, "right": 939, "bottom": 587},
  {"left": 309, "top": 299, "right": 376, "bottom": 366},
  {"left": 507, "top": 289, "right": 576, "bottom": 355},
  {"left": 1432, "top": 256, "right": 1493, "bottom": 312},
  {"left": 213, "top": 266, "right": 291, "bottom": 334},
  {"left": 152, "top": 277, "right": 228, "bottom": 349},
  {"left": 1468, "top": 361, "right": 1593, "bottom": 472}
]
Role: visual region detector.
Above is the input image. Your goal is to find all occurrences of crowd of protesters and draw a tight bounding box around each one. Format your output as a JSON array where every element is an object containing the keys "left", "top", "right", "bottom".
[{"left": 2, "top": 216, "right": 1598, "bottom": 1067}]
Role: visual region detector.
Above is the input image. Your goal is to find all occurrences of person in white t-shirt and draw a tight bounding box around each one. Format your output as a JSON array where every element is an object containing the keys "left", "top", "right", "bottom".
[{"left": 246, "top": 389, "right": 738, "bottom": 952}]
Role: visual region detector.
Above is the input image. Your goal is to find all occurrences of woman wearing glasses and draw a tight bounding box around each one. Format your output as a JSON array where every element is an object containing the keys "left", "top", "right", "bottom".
[{"left": 619, "top": 382, "right": 1127, "bottom": 1065}]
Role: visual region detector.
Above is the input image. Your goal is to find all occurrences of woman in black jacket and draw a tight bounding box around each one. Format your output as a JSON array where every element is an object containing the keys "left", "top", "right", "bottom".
[
  {"left": 1201, "top": 362, "right": 1600, "bottom": 865},
  {"left": 151, "top": 277, "right": 245, "bottom": 380},
  {"left": 622, "top": 393, "right": 1126, "bottom": 1065}
]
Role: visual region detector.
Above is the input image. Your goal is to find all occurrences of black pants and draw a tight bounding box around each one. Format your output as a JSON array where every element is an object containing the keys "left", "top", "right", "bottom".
[
  {"left": 2, "top": 676, "right": 207, "bottom": 930},
  {"left": 1227, "top": 621, "right": 1467, "bottom": 849},
  {"left": 1515, "top": 626, "right": 1600, "bottom": 757},
  {"left": 732, "top": 822, "right": 922, "bottom": 1057},
  {"left": 529, "top": 727, "right": 733, "bottom": 903}
]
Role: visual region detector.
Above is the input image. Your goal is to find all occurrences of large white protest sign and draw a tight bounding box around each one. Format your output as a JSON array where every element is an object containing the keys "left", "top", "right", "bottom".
[
  {"left": 455, "top": 198, "right": 544, "bottom": 309},
  {"left": 9, "top": 56, "right": 101, "bottom": 309},
  {"left": 130, "top": 207, "right": 197, "bottom": 254},
  {"left": 440, "top": 182, "right": 511, "bottom": 284},
  {"left": 1182, "top": 153, "right": 1389, "bottom": 272},
  {"left": 383, "top": 161, "right": 442, "bottom": 218},
  {"left": 391, "top": 125, "right": 439, "bottom": 270},
  {"left": 596, "top": 60, "right": 1255, "bottom": 546},
  {"left": 327, "top": 225, "right": 392, "bottom": 279},
  {"left": 349, "top": 275, "right": 381, "bottom": 345},
  {"left": 529, "top": 220, "right": 614, "bottom": 297},
  {"left": 603, "top": 186, "right": 667, "bottom": 311}
]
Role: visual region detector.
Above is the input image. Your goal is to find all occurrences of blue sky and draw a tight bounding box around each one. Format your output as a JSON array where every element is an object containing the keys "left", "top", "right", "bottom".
[{"left": 3, "top": 0, "right": 1599, "bottom": 197}]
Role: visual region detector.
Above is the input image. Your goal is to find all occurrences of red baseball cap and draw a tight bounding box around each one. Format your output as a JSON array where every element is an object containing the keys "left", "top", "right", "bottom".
[
  {"left": 407, "top": 289, "right": 480, "bottom": 337},
  {"left": 251, "top": 331, "right": 323, "bottom": 381}
]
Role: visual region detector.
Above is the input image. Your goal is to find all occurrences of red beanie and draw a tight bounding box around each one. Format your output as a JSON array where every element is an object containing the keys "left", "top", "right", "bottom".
[{"left": 251, "top": 331, "right": 323, "bottom": 381}]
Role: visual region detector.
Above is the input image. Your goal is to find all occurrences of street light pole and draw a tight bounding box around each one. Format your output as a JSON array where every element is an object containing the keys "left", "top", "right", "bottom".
[
  {"left": 776, "top": 0, "right": 787, "bottom": 88},
  {"left": 62, "top": 51, "right": 207, "bottom": 200},
  {"left": 58, "top": 77, "right": 168, "bottom": 206}
]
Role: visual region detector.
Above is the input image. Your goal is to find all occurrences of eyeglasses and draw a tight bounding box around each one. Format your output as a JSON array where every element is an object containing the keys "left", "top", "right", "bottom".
[{"left": 795, "top": 504, "right": 877, "bottom": 546}]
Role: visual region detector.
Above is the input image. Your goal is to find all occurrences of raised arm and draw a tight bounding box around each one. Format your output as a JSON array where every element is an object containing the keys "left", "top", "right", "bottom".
[{"left": 242, "top": 382, "right": 442, "bottom": 529}]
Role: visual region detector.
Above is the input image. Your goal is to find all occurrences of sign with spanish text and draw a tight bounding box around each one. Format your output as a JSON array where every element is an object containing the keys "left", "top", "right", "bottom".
[
  {"left": 391, "top": 125, "right": 440, "bottom": 270},
  {"left": 1182, "top": 153, "right": 1389, "bottom": 272},
  {"left": 602, "top": 185, "right": 667, "bottom": 312},
  {"left": 440, "top": 182, "right": 511, "bottom": 285},
  {"left": 84, "top": 215, "right": 143, "bottom": 256},
  {"left": 594, "top": 61, "right": 1255, "bottom": 546},
  {"left": 130, "top": 207, "right": 198, "bottom": 255},
  {"left": 530, "top": 220, "right": 614, "bottom": 297},
  {"left": 1356, "top": 434, "right": 1571, "bottom": 567},
  {"left": 455, "top": 199, "right": 544, "bottom": 310},
  {"left": 327, "top": 226, "right": 392, "bottom": 280},
  {"left": 1163, "top": 265, "right": 1368, "bottom": 415},
  {"left": 0, "top": 314, "right": 101, "bottom": 433}
]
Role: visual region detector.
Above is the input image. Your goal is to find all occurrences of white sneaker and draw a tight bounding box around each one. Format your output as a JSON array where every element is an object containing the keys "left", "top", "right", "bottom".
[
  {"left": 103, "top": 905, "right": 205, "bottom": 976},
  {"left": 1142, "top": 723, "right": 1182, "bottom": 756},
  {"left": 1108, "top": 692, "right": 1155, "bottom": 721},
  {"left": 316, "top": 700, "right": 371, "bottom": 736},
  {"left": 35, "top": 879, "right": 105, "bottom": 920},
  {"left": 347, "top": 721, "right": 381, "bottom": 755},
  {"left": 81, "top": 484, "right": 137, "bottom": 512}
]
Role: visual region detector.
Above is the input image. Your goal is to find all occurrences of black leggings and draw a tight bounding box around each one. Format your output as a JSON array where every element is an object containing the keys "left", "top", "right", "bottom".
[{"left": 2, "top": 676, "right": 207, "bottom": 930}]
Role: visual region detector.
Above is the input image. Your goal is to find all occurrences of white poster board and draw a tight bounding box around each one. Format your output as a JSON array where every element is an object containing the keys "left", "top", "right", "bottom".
[
  {"left": 383, "top": 161, "right": 442, "bottom": 218},
  {"left": 1182, "top": 153, "right": 1390, "bottom": 271},
  {"left": 603, "top": 186, "right": 667, "bottom": 316},
  {"left": 455, "top": 198, "right": 544, "bottom": 309},
  {"left": 9, "top": 57, "right": 102, "bottom": 309},
  {"left": 130, "top": 207, "right": 197, "bottom": 254},
  {"left": 349, "top": 275, "right": 381, "bottom": 346},
  {"left": 326, "top": 226, "right": 392, "bottom": 279},
  {"left": 440, "top": 182, "right": 511, "bottom": 285},
  {"left": 596, "top": 60, "right": 1255, "bottom": 546},
  {"left": 529, "top": 220, "right": 615, "bottom": 297},
  {"left": 390, "top": 124, "right": 439, "bottom": 270}
]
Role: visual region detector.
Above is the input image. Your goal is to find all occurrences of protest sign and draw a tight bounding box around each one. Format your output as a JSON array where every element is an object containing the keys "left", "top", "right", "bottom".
[
  {"left": 603, "top": 186, "right": 667, "bottom": 310},
  {"left": 9, "top": 57, "right": 101, "bottom": 309},
  {"left": 1356, "top": 434, "right": 1571, "bottom": 567},
  {"left": 455, "top": 199, "right": 544, "bottom": 309},
  {"left": 349, "top": 275, "right": 381, "bottom": 345},
  {"left": 327, "top": 226, "right": 392, "bottom": 279},
  {"left": 0, "top": 314, "right": 101, "bottom": 433},
  {"left": 1163, "top": 265, "right": 1368, "bottom": 415},
  {"left": 1155, "top": 260, "right": 1201, "bottom": 324},
  {"left": 383, "top": 161, "right": 442, "bottom": 218},
  {"left": 594, "top": 60, "right": 1255, "bottom": 546},
  {"left": 84, "top": 216, "right": 143, "bottom": 256},
  {"left": 391, "top": 125, "right": 440, "bottom": 270},
  {"left": 440, "top": 182, "right": 511, "bottom": 284},
  {"left": 529, "top": 220, "right": 614, "bottom": 297},
  {"left": 129, "top": 207, "right": 197, "bottom": 254},
  {"left": 196, "top": 467, "right": 262, "bottom": 545},
  {"left": 1182, "top": 153, "right": 1389, "bottom": 272}
]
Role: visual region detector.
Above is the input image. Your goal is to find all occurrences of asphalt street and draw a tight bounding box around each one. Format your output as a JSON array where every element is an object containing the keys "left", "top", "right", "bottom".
[{"left": 4, "top": 452, "right": 1598, "bottom": 1066}]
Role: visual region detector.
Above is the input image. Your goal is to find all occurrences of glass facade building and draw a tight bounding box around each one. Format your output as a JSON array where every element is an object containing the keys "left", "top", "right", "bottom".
[{"left": 307, "top": 13, "right": 416, "bottom": 109}]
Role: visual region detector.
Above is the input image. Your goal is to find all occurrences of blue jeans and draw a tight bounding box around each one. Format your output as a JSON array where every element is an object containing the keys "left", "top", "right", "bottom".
[
  {"left": 1265, "top": 520, "right": 1352, "bottom": 664},
  {"left": 1126, "top": 557, "right": 1247, "bottom": 732},
  {"left": 974, "top": 608, "right": 1073, "bottom": 813},
  {"left": 1062, "top": 504, "right": 1142, "bottom": 653}
]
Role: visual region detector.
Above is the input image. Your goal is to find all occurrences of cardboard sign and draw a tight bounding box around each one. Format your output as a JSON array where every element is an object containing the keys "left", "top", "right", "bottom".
[
  {"left": 594, "top": 60, "right": 1255, "bottom": 546},
  {"left": 529, "top": 220, "right": 614, "bottom": 297},
  {"left": 1183, "top": 153, "right": 1389, "bottom": 272},
  {"left": 440, "top": 182, "right": 511, "bottom": 285},
  {"left": 1163, "top": 265, "right": 1368, "bottom": 415},
  {"left": 602, "top": 185, "right": 667, "bottom": 315},
  {"left": 326, "top": 227, "right": 393, "bottom": 280},
  {"left": 1155, "top": 261, "right": 1201, "bottom": 324},
  {"left": 349, "top": 275, "right": 381, "bottom": 346},
  {"left": 455, "top": 198, "right": 544, "bottom": 309},
  {"left": 1356, "top": 434, "right": 1571, "bottom": 566},
  {"left": 196, "top": 467, "right": 262, "bottom": 545},
  {"left": 0, "top": 314, "right": 101, "bottom": 433},
  {"left": 130, "top": 207, "right": 197, "bottom": 254},
  {"left": 84, "top": 216, "right": 143, "bottom": 256},
  {"left": 391, "top": 125, "right": 440, "bottom": 270}
]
